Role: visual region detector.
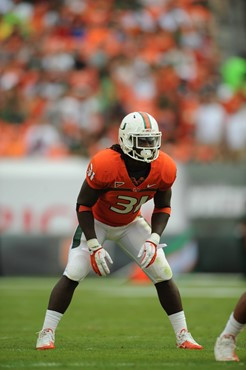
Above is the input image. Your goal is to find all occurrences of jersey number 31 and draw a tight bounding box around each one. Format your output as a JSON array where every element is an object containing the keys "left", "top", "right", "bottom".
[{"left": 110, "top": 195, "right": 149, "bottom": 214}]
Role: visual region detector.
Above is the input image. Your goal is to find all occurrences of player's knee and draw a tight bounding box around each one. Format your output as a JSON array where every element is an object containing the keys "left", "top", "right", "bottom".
[
  {"left": 155, "top": 264, "right": 173, "bottom": 283},
  {"left": 146, "top": 254, "right": 173, "bottom": 283},
  {"left": 64, "top": 266, "right": 83, "bottom": 282},
  {"left": 64, "top": 258, "right": 89, "bottom": 282},
  {"left": 164, "top": 264, "right": 173, "bottom": 280}
]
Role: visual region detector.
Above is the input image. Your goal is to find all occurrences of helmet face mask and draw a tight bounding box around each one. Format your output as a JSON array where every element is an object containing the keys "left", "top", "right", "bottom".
[{"left": 119, "top": 112, "right": 162, "bottom": 163}]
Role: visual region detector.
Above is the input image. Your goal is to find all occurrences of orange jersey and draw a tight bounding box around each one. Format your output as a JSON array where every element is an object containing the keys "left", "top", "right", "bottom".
[{"left": 86, "top": 148, "right": 177, "bottom": 227}]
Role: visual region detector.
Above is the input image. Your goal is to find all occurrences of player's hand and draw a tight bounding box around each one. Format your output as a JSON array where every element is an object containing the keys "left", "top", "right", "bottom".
[
  {"left": 88, "top": 241, "right": 113, "bottom": 276},
  {"left": 138, "top": 240, "right": 157, "bottom": 268}
]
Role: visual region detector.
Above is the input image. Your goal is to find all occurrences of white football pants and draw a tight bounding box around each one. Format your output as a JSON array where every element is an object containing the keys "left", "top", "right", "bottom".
[{"left": 64, "top": 216, "right": 172, "bottom": 284}]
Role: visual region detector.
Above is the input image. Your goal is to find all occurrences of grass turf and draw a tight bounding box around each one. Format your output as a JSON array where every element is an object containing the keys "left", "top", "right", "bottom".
[{"left": 0, "top": 275, "right": 245, "bottom": 370}]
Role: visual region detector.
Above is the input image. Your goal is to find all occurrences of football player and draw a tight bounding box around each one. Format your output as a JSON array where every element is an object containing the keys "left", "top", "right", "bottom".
[
  {"left": 214, "top": 291, "right": 246, "bottom": 361},
  {"left": 36, "top": 112, "right": 203, "bottom": 350}
]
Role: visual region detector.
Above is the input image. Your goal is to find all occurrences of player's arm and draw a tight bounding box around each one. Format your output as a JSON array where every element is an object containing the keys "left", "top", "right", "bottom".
[
  {"left": 151, "top": 188, "right": 172, "bottom": 236},
  {"left": 76, "top": 180, "right": 101, "bottom": 240},
  {"left": 138, "top": 188, "right": 172, "bottom": 268},
  {"left": 76, "top": 180, "right": 113, "bottom": 276}
]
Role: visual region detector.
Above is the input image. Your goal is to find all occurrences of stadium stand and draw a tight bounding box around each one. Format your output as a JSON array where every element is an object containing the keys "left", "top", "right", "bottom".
[{"left": 0, "top": 0, "right": 245, "bottom": 161}]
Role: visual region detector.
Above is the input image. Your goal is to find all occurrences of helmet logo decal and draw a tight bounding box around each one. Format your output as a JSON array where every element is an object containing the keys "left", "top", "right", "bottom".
[
  {"left": 138, "top": 112, "right": 152, "bottom": 129},
  {"left": 121, "top": 121, "right": 127, "bottom": 130}
]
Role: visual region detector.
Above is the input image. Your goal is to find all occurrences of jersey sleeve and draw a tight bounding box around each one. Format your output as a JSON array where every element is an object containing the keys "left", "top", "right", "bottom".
[
  {"left": 86, "top": 150, "right": 115, "bottom": 189},
  {"left": 159, "top": 154, "right": 177, "bottom": 191}
]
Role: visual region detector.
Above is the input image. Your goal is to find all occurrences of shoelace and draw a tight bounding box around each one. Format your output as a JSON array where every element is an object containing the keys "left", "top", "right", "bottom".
[
  {"left": 177, "top": 329, "right": 195, "bottom": 344},
  {"left": 219, "top": 335, "right": 236, "bottom": 355},
  {"left": 37, "top": 329, "right": 54, "bottom": 339}
]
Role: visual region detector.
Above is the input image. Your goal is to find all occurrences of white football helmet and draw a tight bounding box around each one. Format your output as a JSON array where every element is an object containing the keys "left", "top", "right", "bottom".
[{"left": 119, "top": 112, "right": 162, "bottom": 162}]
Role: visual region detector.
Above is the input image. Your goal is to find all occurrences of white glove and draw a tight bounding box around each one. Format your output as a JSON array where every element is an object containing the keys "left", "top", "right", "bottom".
[
  {"left": 87, "top": 239, "right": 113, "bottom": 276},
  {"left": 138, "top": 233, "right": 160, "bottom": 269}
]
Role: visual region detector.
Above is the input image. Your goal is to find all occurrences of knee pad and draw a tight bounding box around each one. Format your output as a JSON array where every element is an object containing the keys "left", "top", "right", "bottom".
[
  {"left": 64, "top": 247, "right": 91, "bottom": 282},
  {"left": 144, "top": 249, "right": 173, "bottom": 284}
]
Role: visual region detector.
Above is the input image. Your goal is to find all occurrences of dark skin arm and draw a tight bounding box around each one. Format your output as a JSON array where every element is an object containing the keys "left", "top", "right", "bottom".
[
  {"left": 151, "top": 188, "right": 172, "bottom": 236},
  {"left": 76, "top": 180, "right": 101, "bottom": 241}
]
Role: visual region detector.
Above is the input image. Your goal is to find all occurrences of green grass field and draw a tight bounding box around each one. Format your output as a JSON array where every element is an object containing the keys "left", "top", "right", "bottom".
[{"left": 0, "top": 274, "right": 245, "bottom": 370}]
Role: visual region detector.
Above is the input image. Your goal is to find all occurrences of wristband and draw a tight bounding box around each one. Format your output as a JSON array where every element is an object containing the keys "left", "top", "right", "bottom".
[
  {"left": 87, "top": 238, "right": 100, "bottom": 250},
  {"left": 148, "top": 233, "right": 160, "bottom": 245}
]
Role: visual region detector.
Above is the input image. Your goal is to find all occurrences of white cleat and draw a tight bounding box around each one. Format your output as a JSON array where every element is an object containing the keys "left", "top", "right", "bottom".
[
  {"left": 36, "top": 328, "right": 55, "bottom": 350},
  {"left": 176, "top": 328, "right": 203, "bottom": 349},
  {"left": 214, "top": 334, "right": 239, "bottom": 362}
]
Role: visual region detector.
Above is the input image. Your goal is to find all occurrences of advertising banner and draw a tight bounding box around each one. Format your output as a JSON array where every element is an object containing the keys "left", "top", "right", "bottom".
[{"left": 0, "top": 159, "right": 187, "bottom": 236}]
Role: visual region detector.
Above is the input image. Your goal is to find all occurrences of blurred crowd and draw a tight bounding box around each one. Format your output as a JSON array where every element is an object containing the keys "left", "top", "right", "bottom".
[{"left": 0, "top": 0, "right": 245, "bottom": 162}]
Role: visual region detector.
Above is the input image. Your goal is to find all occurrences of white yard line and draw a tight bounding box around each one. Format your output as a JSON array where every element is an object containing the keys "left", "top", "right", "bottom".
[
  {"left": 0, "top": 362, "right": 184, "bottom": 368},
  {"left": 0, "top": 275, "right": 245, "bottom": 299},
  {"left": 88, "top": 286, "right": 245, "bottom": 298},
  {"left": 0, "top": 284, "right": 244, "bottom": 298}
]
